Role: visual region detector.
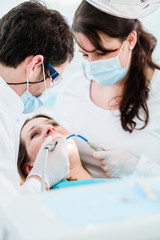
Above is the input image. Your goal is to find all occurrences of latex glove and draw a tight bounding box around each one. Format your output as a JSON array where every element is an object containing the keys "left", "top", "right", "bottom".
[
  {"left": 93, "top": 146, "right": 139, "bottom": 178},
  {"left": 27, "top": 136, "right": 70, "bottom": 188}
]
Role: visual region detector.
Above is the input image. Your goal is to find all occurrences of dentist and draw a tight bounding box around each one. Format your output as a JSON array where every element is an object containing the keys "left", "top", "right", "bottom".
[
  {"left": 0, "top": 1, "right": 74, "bottom": 195},
  {"left": 53, "top": 0, "right": 160, "bottom": 178}
]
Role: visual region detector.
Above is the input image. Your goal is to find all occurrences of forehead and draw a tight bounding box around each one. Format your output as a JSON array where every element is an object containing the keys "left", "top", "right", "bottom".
[
  {"left": 21, "top": 117, "right": 48, "bottom": 138},
  {"left": 75, "top": 32, "right": 121, "bottom": 52}
]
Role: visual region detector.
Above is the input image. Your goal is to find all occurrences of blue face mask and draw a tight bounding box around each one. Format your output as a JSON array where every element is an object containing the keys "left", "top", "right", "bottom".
[
  {"left": 20, "top": 89, "right": 50, "bottom": 114},
  {"left": 83, "top": 42, "right": 132, "bottom": 86},
  {"left": 20, "top": 62, "right": 48, "bottom": 114}
]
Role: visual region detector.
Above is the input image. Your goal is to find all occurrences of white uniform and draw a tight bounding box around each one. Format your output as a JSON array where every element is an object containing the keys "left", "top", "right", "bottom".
[
  {"left": 0, "top": 77, "right": 41, "bottom": 195},
  {"left": 53, "top": 66, "right": 160, "bottom": 178}
]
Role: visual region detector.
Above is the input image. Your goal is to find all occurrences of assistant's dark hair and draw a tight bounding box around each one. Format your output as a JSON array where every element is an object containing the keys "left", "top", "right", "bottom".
[
  {"left": 17, "top": 114, "right": 59, "bottom": 181},
  {"left": 73, "top": 0, "right": 160, "bottom": 132},
  {"left": 0, "top": 0, "right": 74, "bottom": 68}
]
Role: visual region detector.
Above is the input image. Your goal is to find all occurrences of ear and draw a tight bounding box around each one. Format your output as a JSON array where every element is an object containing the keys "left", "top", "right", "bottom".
[
  {"left": 126, "top": 30, "right": 137, "bottom": 50},
  {"left": 27, "top": 55, "right": 44, "bottom": 80},
  {"left": 22, "top": 162, "right": 33, "bottom": 175}
]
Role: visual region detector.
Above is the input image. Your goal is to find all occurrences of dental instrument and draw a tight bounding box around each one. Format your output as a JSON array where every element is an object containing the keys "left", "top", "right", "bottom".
[
  {"left": 41, "top": 135, "right": 102, "bottom": 191},
  {"left": 41, "top": 140, "right": 58, "bottom": 192},
  {"left": 66, "top": 134, "right": 103, "bottom": 151}
]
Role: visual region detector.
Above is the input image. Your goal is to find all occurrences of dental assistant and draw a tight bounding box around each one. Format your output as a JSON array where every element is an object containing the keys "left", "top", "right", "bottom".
[
  {"left": 0, "top": 1, "right": 74, "bottom": 195},
  {"left": 53, "top": 0, "right": 160, "bottom": 178}
]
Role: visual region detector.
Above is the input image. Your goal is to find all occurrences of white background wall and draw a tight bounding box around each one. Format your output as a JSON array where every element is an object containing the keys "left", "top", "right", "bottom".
[{"left": 0, "top": 0, "right": 82, "bottom": 24}]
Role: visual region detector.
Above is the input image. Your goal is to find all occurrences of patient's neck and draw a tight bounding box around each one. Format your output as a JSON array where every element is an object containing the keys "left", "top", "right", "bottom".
[
  {"left": 67, "top": 164, "right": 92, "bottom": 181},
  {"left": 67, "top": 155, "right": 92, "bottom": 181}
]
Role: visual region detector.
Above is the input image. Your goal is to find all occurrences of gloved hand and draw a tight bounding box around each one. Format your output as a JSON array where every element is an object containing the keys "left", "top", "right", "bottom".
[
  {"left": 93, "top": 146, "right": 139, "bottom": 178},
  {"left": 27, "top": 136, "right": 70, "bottom": 188}
]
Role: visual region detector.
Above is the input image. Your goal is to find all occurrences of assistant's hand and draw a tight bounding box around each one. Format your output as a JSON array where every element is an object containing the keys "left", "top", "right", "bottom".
[
  {"left": 27, "top": 136, "right": 70, "bottom": 188},
  {"left": 93, "top": 146, "right": 139, "bottom": 178}
]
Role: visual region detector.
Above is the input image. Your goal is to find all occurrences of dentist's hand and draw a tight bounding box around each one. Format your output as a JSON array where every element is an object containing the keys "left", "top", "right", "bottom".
[
  {"left": 93, "top": 146, "right": 139, "bottom": 178},
  {"left": 27, "top": 136, "right": 70, "bottom": 188}
]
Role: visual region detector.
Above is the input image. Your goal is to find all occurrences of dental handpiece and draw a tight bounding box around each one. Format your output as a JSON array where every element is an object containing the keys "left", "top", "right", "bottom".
[
  {"left": 41, "top": 137, "right": 61, "bottom": 192},
  {"left": 44, "top": 136, "right": 61, "bottom": 151},
  {"left": 44, "top": 140, "right": 57, "bottom": 151},
  {"left": 66, "top": 134, "right": 103, "bottom": 151}
]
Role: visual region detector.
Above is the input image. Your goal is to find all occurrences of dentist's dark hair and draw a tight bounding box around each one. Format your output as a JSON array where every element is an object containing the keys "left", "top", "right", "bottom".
[
  {"left": 73, "top": 0, "right": 160, "bottom": 133},
  {"left": 0, "top": 0, "right": 74, "bottom": 68}
]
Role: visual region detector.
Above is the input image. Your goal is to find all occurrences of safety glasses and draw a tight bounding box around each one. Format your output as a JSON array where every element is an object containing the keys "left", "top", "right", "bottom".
[
  {"left": 7, "top": 60, "right": 63, "bottom": 87},
  {"left": 44, "top": 59, "right": 63, "bottom": 88}
]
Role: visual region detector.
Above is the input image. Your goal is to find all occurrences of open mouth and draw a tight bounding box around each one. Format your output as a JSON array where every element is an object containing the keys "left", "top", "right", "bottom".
[{"left": 50, "top": 135, "right": 77, "bottom": 148}]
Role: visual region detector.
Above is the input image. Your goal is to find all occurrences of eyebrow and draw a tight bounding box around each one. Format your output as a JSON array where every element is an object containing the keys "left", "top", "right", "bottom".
[
  {"left": 27, "top": 125, "right": 36, "bottom": 136},
  {"left": 46, "top": 118, "right": 59, "bottom": 126},
  {"left": 79, "top": 48, "right": 119, "bottom": 54}
]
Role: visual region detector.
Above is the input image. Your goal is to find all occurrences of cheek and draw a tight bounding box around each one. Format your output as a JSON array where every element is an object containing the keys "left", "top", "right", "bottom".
[
  {"left": 46, "top": 77, "right": 52, "bottom": 89},
  {"left": 54, "top": 127, "right": 69, "bottom": 139},
  {"left": 67, "top": 142, "right": 75, "bottom": 157},
  {"left": 30, "top": 84, "right": 45, "bottom": 97},
  {"left": 119, "top": 49, "right": 130, "bottom": 68},
  {"left": 27, "top": 139, "right": 43, "bottom": 162},
  {"left": 67, "top": 141, "right": 80, "bottom": 168}
]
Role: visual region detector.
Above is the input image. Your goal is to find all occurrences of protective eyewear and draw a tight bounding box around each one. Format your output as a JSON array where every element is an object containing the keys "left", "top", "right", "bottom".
[
  {"left": 44, "top": 59, "right": 63, "bottom": 88},
  {"left": 7, "top": 60, "right": 62, "bottom": 87}
]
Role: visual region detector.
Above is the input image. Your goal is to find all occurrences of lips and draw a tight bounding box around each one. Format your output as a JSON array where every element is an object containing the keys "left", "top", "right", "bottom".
[{"left": 52, "top": 135, "right": 62, "bottom": 141}]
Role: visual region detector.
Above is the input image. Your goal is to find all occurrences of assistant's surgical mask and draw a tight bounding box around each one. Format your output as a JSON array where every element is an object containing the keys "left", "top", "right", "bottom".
[
  {"left": 83, "top": 42, "right": 132, "bottom": 86},
  {"left": 20, "top": 62, "right": 49, "bottom": 114}
]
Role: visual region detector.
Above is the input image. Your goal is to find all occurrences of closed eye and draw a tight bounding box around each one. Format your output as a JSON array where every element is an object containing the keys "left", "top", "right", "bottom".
[
  {"left": 80, "top": 48, "right": 119, "bottom": 58},
  {"left": 96, "top": 52, "right": 107, "bottom": 56},
  {"left": 30, "top": 131, "right": 40, "bottom": 139},
  {"left": 82, "top": 53, "right": 88, "bottom": 58},
  {"left": 96, "top": 48, "right": 119, "bottom": 56}
]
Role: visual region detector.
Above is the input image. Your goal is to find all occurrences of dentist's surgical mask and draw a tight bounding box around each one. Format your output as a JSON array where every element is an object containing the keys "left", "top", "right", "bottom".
[
  {"left": 83, "top": 42, "right": 132, "bottom": 86},
  {"left": 20, "top": 62, "right": 49, "bottom": 114}
]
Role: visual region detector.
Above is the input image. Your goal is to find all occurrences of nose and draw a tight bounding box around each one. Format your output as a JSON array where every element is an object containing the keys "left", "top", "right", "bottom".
[{"left": 44, "top": 126, "right": 55, "bottom": 137}]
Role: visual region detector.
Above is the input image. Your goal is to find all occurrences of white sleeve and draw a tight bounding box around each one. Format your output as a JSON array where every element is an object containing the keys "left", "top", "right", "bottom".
[
  {"left": 0, "top": 110, "right": 41, "bottom": 195},
  {"left": 133, "top": 155, "right": 160, "bottom": 177},
  {"left": 21, "top": 178, "right": 41, "bottom": 194},
  {"left": 0, "top": 110, "right": 20, "bottom": 196}
]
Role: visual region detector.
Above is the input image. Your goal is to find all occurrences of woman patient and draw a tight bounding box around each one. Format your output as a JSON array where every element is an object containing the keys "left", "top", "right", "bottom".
[
  {"left": 18, "top": 114, "right": 93, "bottom": 185},
  {"left": 18, "top": 114, "right": 118, "bottom": 188}
]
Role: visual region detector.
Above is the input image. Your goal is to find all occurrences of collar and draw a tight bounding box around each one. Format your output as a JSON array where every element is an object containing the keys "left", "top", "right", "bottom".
[{"left": 0, "top": 77, "right": 24, "bottom": 116}]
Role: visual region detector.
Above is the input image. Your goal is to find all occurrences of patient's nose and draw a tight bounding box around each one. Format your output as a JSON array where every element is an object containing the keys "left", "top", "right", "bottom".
[{"left": 45, "top": 126, "right": 55, "bottom": 137}]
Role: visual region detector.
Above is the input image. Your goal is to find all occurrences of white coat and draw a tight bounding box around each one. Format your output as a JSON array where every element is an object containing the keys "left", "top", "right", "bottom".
[
  {"left": 53, "top": 66, "right": 160, "bottom": 178},
  {"left": 0, "top": 77, "right": 41, "bottom": 196}
]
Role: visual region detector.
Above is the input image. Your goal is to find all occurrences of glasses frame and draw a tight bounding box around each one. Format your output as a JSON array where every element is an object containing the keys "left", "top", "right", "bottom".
[{"left": 44, "top": 59, "right": 63, "bottom": 88}]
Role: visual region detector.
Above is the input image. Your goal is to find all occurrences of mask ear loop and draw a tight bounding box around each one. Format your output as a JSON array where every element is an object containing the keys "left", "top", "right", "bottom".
[
  {"left": 26, "top": 63, "right": 31, "bottom": 92},
  {"left": 42, "top": 62, "right": 46, "bottom": 91},
  {"left": 117, "top": 41, "right": 125, "bottom": 57},
  {"left": 118, "top": 42, "right": 133, "bottom": 68}
]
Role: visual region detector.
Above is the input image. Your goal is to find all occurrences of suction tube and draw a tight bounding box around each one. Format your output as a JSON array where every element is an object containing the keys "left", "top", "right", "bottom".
[{"left": 66, "top": 134, "right": 103, "bottom": 151}]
